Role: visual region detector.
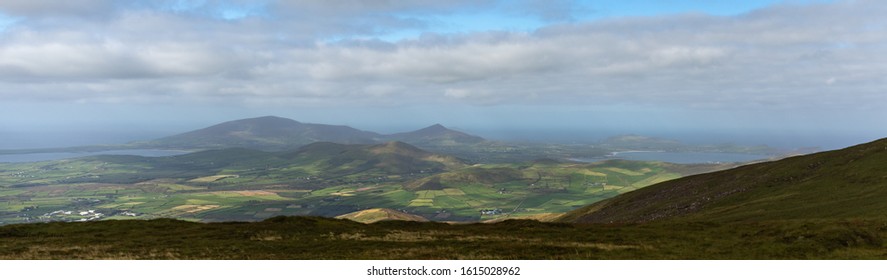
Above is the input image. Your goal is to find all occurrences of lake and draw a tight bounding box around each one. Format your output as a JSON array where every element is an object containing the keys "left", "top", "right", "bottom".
[
  {"left": 0, "top": 149, "right": 192, "bottom": 163},
  {"left": 575, "top": 151, "right": 771, "bottom": 164}
]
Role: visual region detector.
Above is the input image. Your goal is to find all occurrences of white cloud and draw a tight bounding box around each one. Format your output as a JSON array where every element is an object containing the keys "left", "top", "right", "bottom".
[
  {"left": 0, "top": 0, "right": 117, "bottom": 18},
  {"left": 0, "top": 0, "right": 884, "bottom": 113},
  {"left": 444, "top": 88, "right": 471, "bottom": 99}
]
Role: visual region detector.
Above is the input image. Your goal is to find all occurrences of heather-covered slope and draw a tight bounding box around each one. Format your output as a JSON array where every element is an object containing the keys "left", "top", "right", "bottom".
[{"left": 559, "top": 138, "right": 887, "bottom": 223}]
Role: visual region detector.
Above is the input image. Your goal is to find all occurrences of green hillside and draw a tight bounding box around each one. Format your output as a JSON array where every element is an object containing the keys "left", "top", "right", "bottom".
[
  {"left": 280, "top": 141, "right": 466, "bottom": 176},
  {"left": 559, "top": 137, "right": 887, "bottom": 223},
  {"left": 0, "top": 141, "right": 467, "bottom": 223},
  {"left": 382, "top": 159, "right": 715, "bottom": 221},
  {"left": 0, "top": 141, "right": 724, "bottom": 224}
]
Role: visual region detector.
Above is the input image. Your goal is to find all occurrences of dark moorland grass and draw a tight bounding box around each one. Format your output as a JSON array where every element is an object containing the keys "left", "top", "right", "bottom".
[
  {"left": 1, "top": 216, "right": 886, "bottom": 259},
  {"left": 560, "top": 137, "right": 887, "bottom": 224}
]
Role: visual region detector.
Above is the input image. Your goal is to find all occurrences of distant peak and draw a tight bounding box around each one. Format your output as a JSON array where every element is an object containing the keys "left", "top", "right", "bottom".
[
  {"left": 250, "top": 116, "right": 299, "bottom": 122},
  {"left": 420, "top": 124, "right": 448, "bottom": 132},
  {"left": 385, "top": 123, "right": 484, "bottom": 144}
]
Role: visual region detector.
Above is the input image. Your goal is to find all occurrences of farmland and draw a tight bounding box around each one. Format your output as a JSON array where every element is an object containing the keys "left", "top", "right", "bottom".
[
  {"left": 0, "top": 145, "right": 728, "bottom": 224},
  {"left": 2, "top": 137, "right": 886, "bottom": 260}
]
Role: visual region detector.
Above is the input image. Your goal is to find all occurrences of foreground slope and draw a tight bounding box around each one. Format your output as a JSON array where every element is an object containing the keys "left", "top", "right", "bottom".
[
  {"left": 559, "top": 137, "right": 887, "bottom": 223},
  {"left": 3, "top": 216, "right": 886, "bottom": 259}
]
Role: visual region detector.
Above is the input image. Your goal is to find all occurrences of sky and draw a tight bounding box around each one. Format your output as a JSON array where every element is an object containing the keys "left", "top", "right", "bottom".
[{"left": 1, "top": 0, "right": 885, "bottom": 149}]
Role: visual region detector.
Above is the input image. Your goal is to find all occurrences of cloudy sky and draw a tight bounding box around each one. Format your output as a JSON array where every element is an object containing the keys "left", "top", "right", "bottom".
[{"left": 1, "top": 0, "right": 885, "bottom": 149}]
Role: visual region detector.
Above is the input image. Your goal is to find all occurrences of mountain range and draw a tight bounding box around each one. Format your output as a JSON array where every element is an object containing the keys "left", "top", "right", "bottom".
[
  {"left": 1, "top": 116, "right": 785, "bottom": 168},
  {"left": 2, "top": 114, "right": 887, "bottom": 258},
  {"left": 143, "top": 116, "right": 486, "bottom": 151},
  {"left": 55, "top": 140, "right": 466, "bottom": 186}
]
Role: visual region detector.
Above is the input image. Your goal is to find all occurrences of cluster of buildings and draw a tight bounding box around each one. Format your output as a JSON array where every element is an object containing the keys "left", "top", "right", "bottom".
[
  {"left": 37, "top": 209, "right": 103, "bottom": 222},
  {"left": 36, "top": 209, "right": 140, "bottom": 222}
]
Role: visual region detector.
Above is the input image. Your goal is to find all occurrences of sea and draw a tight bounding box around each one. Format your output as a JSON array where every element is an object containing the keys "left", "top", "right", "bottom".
[
  {"left": 574, "top": 151, "right": 771, "bottom": 164},
  {"left": 0, "top": 149, "right": 191, "bottom": 163}
]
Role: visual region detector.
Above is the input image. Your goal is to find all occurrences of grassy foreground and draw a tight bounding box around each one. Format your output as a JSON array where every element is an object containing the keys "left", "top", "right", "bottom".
[{"left": 2, "top": 216, "right": 886, "bottom": 259}]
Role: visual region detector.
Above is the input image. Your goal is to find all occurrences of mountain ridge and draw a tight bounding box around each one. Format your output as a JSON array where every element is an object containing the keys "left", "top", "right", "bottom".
[
  {"left": 280, "top": 141, "right": 467, "bottom": 176},
  {"left": 146, "top": 116, "right": 382, "bottom": 151},
  {"left": 146, "top": 116, "right": 485, "bottom": 151},
  {"left": 384, "top": 123, "right": 485, "bottom": 146}
]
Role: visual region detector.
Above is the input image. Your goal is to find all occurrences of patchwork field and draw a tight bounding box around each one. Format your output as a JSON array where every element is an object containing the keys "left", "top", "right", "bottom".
[{"left": 0, "top": 146, "right": 731, "bottom": 224}]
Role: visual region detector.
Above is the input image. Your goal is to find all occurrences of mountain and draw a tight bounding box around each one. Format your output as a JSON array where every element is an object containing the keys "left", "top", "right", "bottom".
[
  {"left": 336, "top": 208, "right": 428, "bottom": 223},
  {"left": 139, "top": 116, "right": 486, "bottom": 151},
  {"left": 385, "top": 124, "right": 485, "bottom": 146},
  {"left": 146, "top": 116, "right": 381, "bottom": 151},
  {"left": 558, "top": 137, "right": 887, "bottom": 224},
  {"left": 281, "top": 141, "right": 466, "bottom": 176},
  {"left": 31, "top": 141, "right": 465, "bottom": 187}
]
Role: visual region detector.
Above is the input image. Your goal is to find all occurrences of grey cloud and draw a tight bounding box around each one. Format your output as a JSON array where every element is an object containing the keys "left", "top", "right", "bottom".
[
  {"left": 0, "top": 0, "right": 885, "bottom": 113},
  {"left": 504, "top": 0, "right": 592, "bottom": 22},
  {"left": 265, "top": 0, "right": 497, "bottom": 40},
  {"left": 0, "top": 0, "right": 117, "bottom": 18},
  {"left": 272, "top": 0, "right": 493, "bottom": 16}
]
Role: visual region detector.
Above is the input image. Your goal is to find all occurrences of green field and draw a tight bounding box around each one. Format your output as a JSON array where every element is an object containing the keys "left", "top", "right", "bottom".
[
  {"left": 0, "top": 138, "right": 884, "bottom": 260},
  {"left": 0, "top": 146, "right": 727, "bottom": 224}
]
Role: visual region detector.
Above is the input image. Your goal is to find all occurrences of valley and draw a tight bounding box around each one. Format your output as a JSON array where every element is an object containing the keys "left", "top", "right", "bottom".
[
  {"left": 2, "top": 0, "right": 883, "bottom": 263},
  {"left": 0, "top": 141, "right": 729, "bottom": 224},
  {"left": 1, "top": 136, "right": 884, "bottom": 259},
  {"left": 0, "top": 116, "right": 780, "bottom": 164},
  {"left": 0, "top": 116, "right": 754, "bottom": 225},
  {"left": 7, "top": 116, "right": 883, "bottom": 260}
]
